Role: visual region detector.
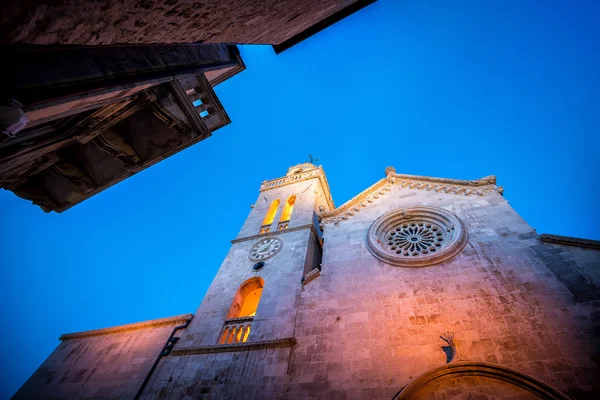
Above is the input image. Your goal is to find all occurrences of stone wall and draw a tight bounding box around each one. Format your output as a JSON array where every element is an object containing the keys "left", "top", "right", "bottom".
[
  {"left": 140, "top": 348, "right": 293, "bottom": 399},
  {"left": 288, "top": 182, "right": 600, "bottom": 399},
  {"left": 13, "top": 316, "right": 190, "bottom": 399},
  {"left": 531, "top": 240, "right": 600, "bottom": 303},
  {"left": 14, "top": 168, "right": 600, "bottom": 399},
  {"left": 1, "top": 0, "right": 364, "bottom": 46},
  {"left": 139, "top": 172, "right": 328, "bottom": 398}
]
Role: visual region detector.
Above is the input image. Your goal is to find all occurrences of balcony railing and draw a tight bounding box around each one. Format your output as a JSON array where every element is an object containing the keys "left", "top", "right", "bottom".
[
  {"left": 218, "top": 316, "right": 253, "bottom": 344},
  {"left": 260, "top": 169, "right": 319, "bottom": 191}
]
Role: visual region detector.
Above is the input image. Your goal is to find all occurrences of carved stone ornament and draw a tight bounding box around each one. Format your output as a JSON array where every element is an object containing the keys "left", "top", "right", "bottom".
[
  {"left": 366, "top": 207, "right": 468, "bottom": 267},
  {"left": 249, "top": 237, "right": 283, "bottom": 261}
]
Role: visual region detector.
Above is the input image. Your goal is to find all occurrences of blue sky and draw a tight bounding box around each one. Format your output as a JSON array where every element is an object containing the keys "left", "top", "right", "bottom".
[{"left": 1, "top": 0, "right": 599, "bottom": 396}]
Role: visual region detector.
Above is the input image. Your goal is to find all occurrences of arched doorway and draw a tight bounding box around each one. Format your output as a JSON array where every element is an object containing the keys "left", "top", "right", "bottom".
[{"left": 394, "top": 362, "right": 569, "bottom": 400}]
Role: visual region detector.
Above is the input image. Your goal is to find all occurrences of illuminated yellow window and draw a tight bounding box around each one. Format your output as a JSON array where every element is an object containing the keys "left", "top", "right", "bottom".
[
  {"left": 227, "top": 277, "right": 264, "bottom": 319},
  {"left": 280, "top": 195, "right": 296, "bottom": 222},
  {"left": 220, "top": 278, "right": 264, "bottom": 344},
  {"left": 261, "top": 199, "right": 280, "bottom": 229}
]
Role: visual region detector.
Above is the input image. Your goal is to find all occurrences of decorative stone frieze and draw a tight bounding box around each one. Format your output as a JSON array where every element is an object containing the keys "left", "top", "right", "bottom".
[
  {"left": 59, "top": 314, "right": 194, "bottom": 340},
  {"left": 366, "top": 207, "right": 468, "bottom": 267},
  {"left": 320, "top": 167, "right": 502, "bottom": 225},
  {"left": 172, "top": 338, "right": 296, "bottom": 355}
]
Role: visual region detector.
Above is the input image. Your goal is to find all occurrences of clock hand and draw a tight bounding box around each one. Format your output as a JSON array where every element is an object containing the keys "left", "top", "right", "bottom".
[{"left": 258, "top": 242, "right": 271, "bottom": 252}]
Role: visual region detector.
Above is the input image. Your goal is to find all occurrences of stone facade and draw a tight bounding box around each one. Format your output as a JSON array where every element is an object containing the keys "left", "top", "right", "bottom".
[
  {"left": 1, "top": 0, "right": 373, "bottom": 46},
  {"left": 14, "top": 315, "right": 192, "bottom": 399},
  {"left": 15, "top": 163, "right": 600, "bottom": 399}
]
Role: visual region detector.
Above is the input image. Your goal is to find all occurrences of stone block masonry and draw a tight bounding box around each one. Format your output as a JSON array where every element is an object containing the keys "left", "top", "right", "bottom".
[
  {"left": 14, "top": 315, "right": 193, "bottom": 399},
  {"left": 1, "top": 0, "right": 370, "bottom": 46},
  {"left": 13, "top": 165, "right": 600, "bottom": 399}
]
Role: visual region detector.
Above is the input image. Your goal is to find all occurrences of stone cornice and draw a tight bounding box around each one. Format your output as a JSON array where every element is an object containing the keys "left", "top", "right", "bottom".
[
  {"left": 320, "top": 167, "right": 502, "bottom": 225},
  {"left": 259, "top": 166, "right": 335, "bottom": 211},
  {"left": 172, "top": 338, "right": 296, "bottom": 355},
  {"left": 232, "top": 224, "right": 316, "bottom": 244},
  {"left": 540, "top": 233, "right": 600, "bottom": 250},
  {"left": 320, "top": 178, "right": 389, "bottom": 224},
  {"left": 59, "top": 314, "right": 194, "bottom": 341}
]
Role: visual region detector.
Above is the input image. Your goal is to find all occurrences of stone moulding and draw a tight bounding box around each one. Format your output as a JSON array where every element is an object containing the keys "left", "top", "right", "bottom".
[
  {"left": 259, "top": 165, "right": 335, "bottom": 211},
  {"left": 171, "top": 338, "right": 296, "bottom": 355},
  {"left": 59, "top": 314, "right": 194, "bottom": 340},
  {"left": 366, "top": 207, "right": 468, "bottom": 267},
  {"left": 394, "top": 362, "right": 569, "bottom": 400},
  {"left": 320, "top": 166, "right": 502, "bottom": 226},
  {"left": 232, "top": 223, "right": 317, "bottom": 244},
  {"left": 540, "top": 233, "right": 600, "bottom": 250}
]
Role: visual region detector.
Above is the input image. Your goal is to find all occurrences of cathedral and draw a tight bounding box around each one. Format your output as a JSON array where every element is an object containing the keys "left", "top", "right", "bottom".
[{"left": 15, "top": 163, "right": 600, "bottom": 399}]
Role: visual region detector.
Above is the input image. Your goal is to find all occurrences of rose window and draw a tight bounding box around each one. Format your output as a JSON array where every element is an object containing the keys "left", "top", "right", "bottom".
[
  {"left": 386, "top": 222, "right": 447, "bottom": 256},
  {"left": 367, "top": 207, "right": 467, "bottom": 267}
]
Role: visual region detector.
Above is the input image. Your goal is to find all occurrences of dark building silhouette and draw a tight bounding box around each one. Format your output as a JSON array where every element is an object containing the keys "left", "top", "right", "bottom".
[{"left": 0, "top": 0, "right": 377, "bottom": 211}]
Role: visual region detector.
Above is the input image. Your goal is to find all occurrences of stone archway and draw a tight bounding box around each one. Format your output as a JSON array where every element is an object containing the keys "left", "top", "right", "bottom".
[{"left": 394, "top": 362, "right": 569, "bottom": 400}]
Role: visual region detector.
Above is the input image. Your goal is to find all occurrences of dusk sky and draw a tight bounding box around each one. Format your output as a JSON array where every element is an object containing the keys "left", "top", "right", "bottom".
[{"left": 1, "top": 0, "right": 599, "bottom": 397}]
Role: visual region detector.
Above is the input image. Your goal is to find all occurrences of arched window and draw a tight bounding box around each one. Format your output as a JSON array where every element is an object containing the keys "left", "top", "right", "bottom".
[
  {"left": 219, "top": 278, "right": 264, "bottom": 344},
  {"left": 260, "top": 199, "right": 280, "bottom": 233},
  {"left": 278, "top": 195, "right": 296, "bottom": 230},
  {"left": 227, "top": 277, "right": 264, "bottom": 318}
]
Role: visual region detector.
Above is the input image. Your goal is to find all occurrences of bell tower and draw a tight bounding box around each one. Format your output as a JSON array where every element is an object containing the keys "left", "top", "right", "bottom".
[{"left": 171, "top": 162, "right": 333, "bottom": 349}]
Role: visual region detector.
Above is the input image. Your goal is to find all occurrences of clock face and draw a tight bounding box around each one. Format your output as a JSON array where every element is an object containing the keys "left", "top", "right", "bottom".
[{"left": 249, "top": 237, "right": 283, "bottom": 261}]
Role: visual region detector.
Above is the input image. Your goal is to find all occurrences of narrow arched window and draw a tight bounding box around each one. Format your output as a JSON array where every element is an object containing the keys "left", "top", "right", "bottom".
[
  {"left": 260, "top": 199, "right": 280, "bottom": 233},
  {"left": 278, "top": 195, "right": 296, "bottom": 230},
  {"left": 219, "top": 278, "right": 264, "bottom": 344},
  {"left": 227, "top": 277, "right": 264, "bottom": 318}
]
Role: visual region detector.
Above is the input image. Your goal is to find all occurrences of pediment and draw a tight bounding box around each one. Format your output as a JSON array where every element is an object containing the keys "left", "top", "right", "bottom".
[{"left": 319, "top": 166, "right": 502, "bottom": 225}]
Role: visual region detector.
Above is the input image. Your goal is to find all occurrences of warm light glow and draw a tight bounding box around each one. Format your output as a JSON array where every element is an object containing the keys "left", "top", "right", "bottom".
[
  {"left": 220, "top": 278, "right": 264, "bottom": 344},
  {"left": 280, "top": 195, "right": 296, "bottom": 222},
  {"left": 227, "top": 277, "right": 265, "bottom": 319},
  {"left": 262, "top": 199, "right": 280, "bottom": 227},
  {"left": 238, "top": 288, "right": 263, "bottom": 317}
]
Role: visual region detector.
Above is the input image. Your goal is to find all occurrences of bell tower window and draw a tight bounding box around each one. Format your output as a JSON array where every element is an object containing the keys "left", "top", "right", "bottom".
[
  {"left": 278, "top": 195, "right": 296, "bottom": 230},
  {"left": 218, "top": 278, "right": 264, "bottom": 344},
  {"left": 260, "top": 199, "right": 280, "bottom": 233}
]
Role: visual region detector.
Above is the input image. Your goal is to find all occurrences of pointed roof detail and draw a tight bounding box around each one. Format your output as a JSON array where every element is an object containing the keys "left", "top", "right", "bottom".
[{"left": 319, "top": 166, "right": 502, "bottom": 225}]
